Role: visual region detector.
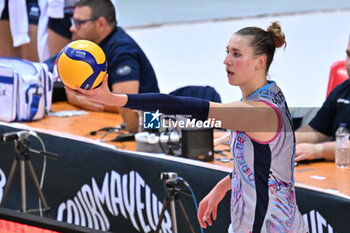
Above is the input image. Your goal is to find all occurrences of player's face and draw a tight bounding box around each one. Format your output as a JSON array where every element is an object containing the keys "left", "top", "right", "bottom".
[
  {"left": 70, "top": 6, "right": 99, "bottom": 43},
  {"left": 223, "top": 35, "right": 260, "bottom": 86},
  {"left": 345, "top": 41, "right": 350, "bottom": 77}
]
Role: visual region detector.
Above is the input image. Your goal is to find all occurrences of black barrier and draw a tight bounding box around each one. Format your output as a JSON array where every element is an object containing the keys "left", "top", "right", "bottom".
[
  {"left": 0, "top": 124, "right": 349, "bottom": 232},
  {"left": 295, "top": 187, "right": 350, "bottom": 233},
  {"left": 0, "top": 125, "right": 231, "bottom": 233}
]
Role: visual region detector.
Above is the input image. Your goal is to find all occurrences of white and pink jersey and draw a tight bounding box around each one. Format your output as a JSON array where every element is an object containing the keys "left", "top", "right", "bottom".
[{"left": 229, "top": 81, "right": 307, "bottom": 233}]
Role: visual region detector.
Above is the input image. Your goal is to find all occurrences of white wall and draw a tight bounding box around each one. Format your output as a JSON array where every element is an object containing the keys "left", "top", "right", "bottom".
[{"left": 126, "top": 10, "right": 350, "bottom": 107}]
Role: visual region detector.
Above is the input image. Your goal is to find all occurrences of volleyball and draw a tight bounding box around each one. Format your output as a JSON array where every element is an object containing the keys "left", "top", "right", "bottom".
[{"left": 57, "top": 40, "right": 107, "bottom": 90}]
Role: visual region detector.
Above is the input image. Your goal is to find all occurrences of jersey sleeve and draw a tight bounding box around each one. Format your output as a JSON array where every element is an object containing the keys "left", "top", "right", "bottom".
[
  {"left": 108, "top": 53, "right": 141, "bottom": 84},
  {"left": 125, "top": 93, "right": 210, "bottom": 121}
]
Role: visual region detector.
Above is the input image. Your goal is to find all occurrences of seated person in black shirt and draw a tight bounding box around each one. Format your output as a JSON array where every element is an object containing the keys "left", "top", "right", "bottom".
[{"left": 295, "top": 38, "right": 350, "bottom": 162}]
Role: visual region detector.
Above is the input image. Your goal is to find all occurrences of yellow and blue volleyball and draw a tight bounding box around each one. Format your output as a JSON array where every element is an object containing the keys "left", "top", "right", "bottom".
[{"left": 57, "top": 40, "right": 107, "bottom": 89}]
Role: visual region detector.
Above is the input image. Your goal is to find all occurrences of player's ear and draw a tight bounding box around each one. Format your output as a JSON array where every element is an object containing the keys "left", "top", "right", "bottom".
[{"left": 255, "top": 54, "right": 267, "bottom": 70}]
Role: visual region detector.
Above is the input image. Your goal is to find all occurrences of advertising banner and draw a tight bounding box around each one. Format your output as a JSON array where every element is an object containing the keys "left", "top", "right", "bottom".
[
  {"left": 0, "top": 125, "right": 349, "bottom": 233},
  {"left": 0, "top": 125, "right": 231, "bottom": 233}
]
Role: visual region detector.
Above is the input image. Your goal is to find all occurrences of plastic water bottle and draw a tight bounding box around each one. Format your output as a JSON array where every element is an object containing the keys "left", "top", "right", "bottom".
[{"left": 335, "top": 123, "right": 350, "bottom": 168}]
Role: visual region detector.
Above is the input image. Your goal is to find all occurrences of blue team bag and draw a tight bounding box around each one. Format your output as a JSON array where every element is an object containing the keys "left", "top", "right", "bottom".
[{"left": 0, "top": 57, "right": 53, "bottom": 122}]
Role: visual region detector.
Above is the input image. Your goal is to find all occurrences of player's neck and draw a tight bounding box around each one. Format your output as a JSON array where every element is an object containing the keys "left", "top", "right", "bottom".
[{"left": 241, "top": 76, "right": 268, "bottom": 100}]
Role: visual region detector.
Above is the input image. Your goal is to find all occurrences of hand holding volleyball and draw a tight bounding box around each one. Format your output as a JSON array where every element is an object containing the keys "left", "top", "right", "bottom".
[{"left": 57, "top": 40, "right": 107, "bottom": 90}]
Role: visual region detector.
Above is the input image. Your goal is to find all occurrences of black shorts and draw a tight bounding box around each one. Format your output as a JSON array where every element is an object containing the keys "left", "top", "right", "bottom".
[
  {"left": 48, "top": 13, "right": 73, "bottom": 39},
  {"left": 0, "top": 0, "right": 40, "bottom": 25}
]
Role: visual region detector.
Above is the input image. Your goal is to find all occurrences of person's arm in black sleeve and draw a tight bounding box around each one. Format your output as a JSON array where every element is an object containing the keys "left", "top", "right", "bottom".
[
  {"left": 308, "top": 89, "right": 338, "bottom": 137},
  {"left": 295, "top": 88, "right": 339, "bottom": 161},
  {"left": 125, "top": 93, "right": 210, "bottom": 121},
  {"left": 66, "top": 76, "right": 210, "bottom": 121}
]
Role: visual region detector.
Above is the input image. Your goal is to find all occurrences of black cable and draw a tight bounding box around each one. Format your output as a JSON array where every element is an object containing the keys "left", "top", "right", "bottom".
[
  {"left": 110, "top": 133, "right": 135, "bottom": 142},
  {"left": 89, "top": 127, "right": 118, "bottom": 136}
]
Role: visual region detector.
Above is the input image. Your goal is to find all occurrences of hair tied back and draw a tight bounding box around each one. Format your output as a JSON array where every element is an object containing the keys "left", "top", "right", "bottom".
[{"left": 267, "top": 21, "right": 286, "bottom": 49}]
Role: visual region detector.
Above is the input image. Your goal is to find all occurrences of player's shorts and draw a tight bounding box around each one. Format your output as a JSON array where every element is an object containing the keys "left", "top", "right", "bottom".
[
  {"left": 47, "top": 6, "right": 75, "bottom": 39},
  {"left": 0, "top": 0, "right": 40, "bottom": 25},
  {"left": 48, "top": 13, "right": 74, "bottom": 39}
]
